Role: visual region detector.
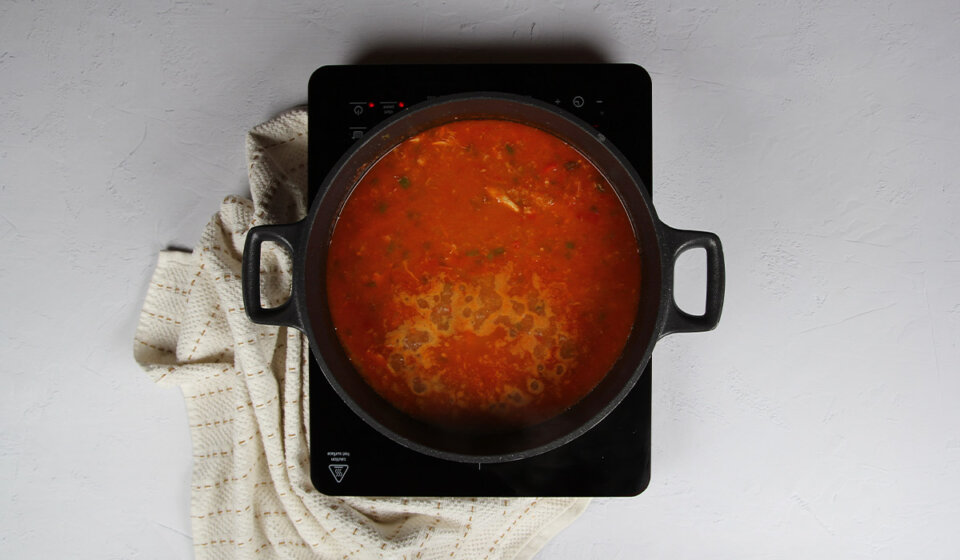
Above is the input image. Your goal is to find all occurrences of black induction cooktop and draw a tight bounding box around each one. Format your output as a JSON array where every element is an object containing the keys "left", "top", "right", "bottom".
[{"left": 307, "top": 64, "right": 652, "bottom": 497}]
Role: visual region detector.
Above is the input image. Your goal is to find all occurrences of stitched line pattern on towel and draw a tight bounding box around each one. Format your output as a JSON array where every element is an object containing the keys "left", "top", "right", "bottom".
[
  {"left": 191, "top": 415, "right": 236, "bottom": 429},
  {"left": 249, "top": 136, "right": 304, "bottom": 224},
  {"left": 188, "top": 262, "right": 205, "bottom": 291},
  {"left": 192, "top": 453, "right": 287, "bottom": 490},
  {"left": 236, "top": 332, "right": 277, "bottom": 347},
  {"left": 142, "top": 310, "right": 182, "bottom": 325},
  {"left": 193, "top": 507, "right": 288, "bottom": 520},
  {"left": 235, "top": 393, "right": 279, "bottom": 411},
  {"left": 417, "top": 518, "right": 441, "bottom": 552},
  {"left": 186, "top": 386, "right": 233, "bottom": 400},
  {"left": 252, "top": 131, "right": 302, "bottom": 153},
  {"left": 203, "top": 243, "right": 247, "bottom": 261},
  {"left": 188, "top": 365, "right": 238, "bottom": 383},
  {"left": 195, "top": 537, "right": 253, "bottom": 548},
  {"left": 237, "top": 429, "right": 263, "bottom": 446},
  {"left": 223, "top": 196, "right": 256, "bottom": 235},
  {"left": 252, "top": 176, "right": 282, "bottom": 224},
  {"left": 155, "top": 365, "right": 177, "bottom": 382},
  {"left": 186, "top": 303, "right": 220, "bottom": 361},
  {"left": 223, "top": 195, "right": 252, "bottom": 207},
  {"left": 285, "top": 162, "right": 307, "bottom": 175},
  {"left": 208, "top": 268, "right": 281, "bottom": 283},
  {"left": 195, "top": 469, "right": 269, "bottom": 491},
  {"left": 194, "top": 449, "right": 233, "bottom": 459},
  {"left": 251, "top": 541, "right": 311, "bottom": 554},
  {"left": 341, "top": 543, "right": 367, "bottom": 559},
  {"left": 135, "top": 338, "right": 175, "bottom": 355},
  {"left": 153, "top": 282, "right": 191, "bottom": 298},
  {"left": 450, "top": 504, "right": 475, "bottom": 557},
  {"left": 482, "top": 500, "right": 540, "bottom": 559}
]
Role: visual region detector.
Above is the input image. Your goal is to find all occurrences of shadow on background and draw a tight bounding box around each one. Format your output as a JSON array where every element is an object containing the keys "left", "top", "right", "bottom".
[{"left": 350, "top": 39, "right": 610, "bottom": 65}]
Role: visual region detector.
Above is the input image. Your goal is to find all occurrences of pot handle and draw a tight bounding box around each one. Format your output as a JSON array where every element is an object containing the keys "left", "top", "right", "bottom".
[
  {"left": 241, "top": 221, "right": 305, "bottom": 329},
  {"left": 659, "top": 225, "right": 725, "bottom": 337}
]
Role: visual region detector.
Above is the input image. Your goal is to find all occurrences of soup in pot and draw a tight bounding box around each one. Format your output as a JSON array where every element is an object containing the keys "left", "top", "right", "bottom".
[{"left": 326, "top": 119, "right": 641, "bottom": 430}]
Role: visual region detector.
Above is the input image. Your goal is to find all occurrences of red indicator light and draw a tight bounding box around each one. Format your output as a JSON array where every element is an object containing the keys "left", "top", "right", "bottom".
[
  {"left": 398, "top": 102, "right": 405, "bottom": 108},
  {"left": 368, "top": 102, "right": 375, "bottom": 108}
]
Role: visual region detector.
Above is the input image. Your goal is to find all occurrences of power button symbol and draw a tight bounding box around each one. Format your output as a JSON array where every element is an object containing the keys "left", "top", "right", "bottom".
[
  {"left": 353, "top": 105, "right": 363, "bottom": 116},
  {"left": 572, "top": 96, "right": 584, "bottom": 108}
]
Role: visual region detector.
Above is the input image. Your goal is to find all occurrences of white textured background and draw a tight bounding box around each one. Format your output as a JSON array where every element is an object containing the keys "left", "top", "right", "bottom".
[{"left": 2, "top": 1, "right": 959, "bottom": 558}]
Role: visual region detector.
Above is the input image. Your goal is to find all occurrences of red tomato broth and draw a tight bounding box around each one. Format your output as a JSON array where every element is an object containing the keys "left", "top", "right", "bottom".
[{"left": 326, "top": 120, "right": 641, "bottom": 431}]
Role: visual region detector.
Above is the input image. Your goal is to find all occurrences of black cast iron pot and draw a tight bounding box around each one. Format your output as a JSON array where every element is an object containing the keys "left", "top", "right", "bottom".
[{"left": 241, "top": 93, "right": 725, "bottom": 463}]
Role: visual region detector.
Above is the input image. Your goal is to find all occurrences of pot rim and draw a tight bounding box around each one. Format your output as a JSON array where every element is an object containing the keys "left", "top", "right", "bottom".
[{"left": 308, "top": 92, "right": 662, "bottom": 462}]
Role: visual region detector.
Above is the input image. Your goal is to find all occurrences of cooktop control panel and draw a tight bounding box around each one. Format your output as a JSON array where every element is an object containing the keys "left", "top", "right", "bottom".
[{"left": 309, "top": 64, "right": 651, "bottom": 199}]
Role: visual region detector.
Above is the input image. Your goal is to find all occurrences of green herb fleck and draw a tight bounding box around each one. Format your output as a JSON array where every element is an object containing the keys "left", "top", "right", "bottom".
[
  {"left": 504, "top": 144, "right": 515, "bottom": 154},
  {"left": 364, "top": 281, "right": 377, "bottom": 287},
  {"left": 376, "top": 201, "right": 388, "bottom": 214},
  {"left": 486, "top": 247, "right": 506, "bottom": 261},
  {"left": 564, "top": 160, "right": 580, "bottom": 171},
  {"left": 465, "top": 249, "right": 480, "bottom": 257},
  {"left": 590, "top": 205, "right": 599, "bottom": 214},
  {"left": 565, "top": 241, "right": 576, "bottom": 249},
  {"left": 386, "top": 240, "right": 396, "bottom": 254},
  {"left": 594, "top": 182, "right": 606, "bottom": 193},
  {"left": 398, "top": 176, "right": 411, "bottom": 189}
]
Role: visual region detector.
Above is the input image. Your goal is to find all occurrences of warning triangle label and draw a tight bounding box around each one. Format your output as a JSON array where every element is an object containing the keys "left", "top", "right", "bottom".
[{"left": 328, "top": 464, "right": 349, "bottom": 483}]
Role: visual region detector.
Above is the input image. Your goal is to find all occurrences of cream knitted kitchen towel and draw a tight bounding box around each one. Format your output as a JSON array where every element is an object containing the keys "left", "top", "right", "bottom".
[{"left": 134, "top": 108, "right": 589, "bottom": 559}]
